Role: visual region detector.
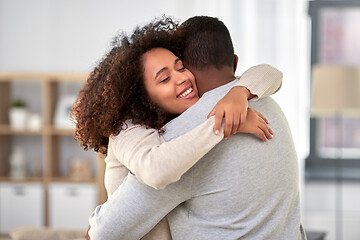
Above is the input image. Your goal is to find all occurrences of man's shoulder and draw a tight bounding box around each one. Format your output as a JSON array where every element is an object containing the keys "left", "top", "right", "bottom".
[{"left": 248, "top": 96, "right": 283, "bottom": 116}]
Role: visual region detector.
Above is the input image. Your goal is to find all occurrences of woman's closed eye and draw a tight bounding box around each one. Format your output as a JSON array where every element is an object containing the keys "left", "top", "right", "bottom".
[
  {"left": 159, "top": 77, "right": 170, "bottom": 83},
  {"left": 176, "top": 61, "right": 186, "bottom": 72},
  {"left": 177, "top": 66, "right": 186, "bottom": 71},
  {"left": 175, "top": 58, "right": 186, "bottom": 71}
]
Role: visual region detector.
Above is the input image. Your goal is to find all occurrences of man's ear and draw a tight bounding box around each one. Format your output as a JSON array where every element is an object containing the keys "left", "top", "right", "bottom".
[{"left": 233, "top": 54, "right": 239, "bottom": 73}]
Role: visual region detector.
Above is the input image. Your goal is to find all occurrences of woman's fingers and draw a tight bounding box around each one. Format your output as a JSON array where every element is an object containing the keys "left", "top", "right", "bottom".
[
  {"left": 231, "top": 112, "right": 240, "bottom": 136},
  {"left": 213, "top": 109, "right": 224, "bottom": 135},
  {"left": 224, "top": 111, "right": 234, "bottom": 139},
  {"left": 257, "top": 119, "right": 273, "bottom": 141},
  {"left": 255, "top": 129, "right": 268, "bottom": 142},
  {"left": 254, "top": 110, "right": 269, "bottom": 124}
]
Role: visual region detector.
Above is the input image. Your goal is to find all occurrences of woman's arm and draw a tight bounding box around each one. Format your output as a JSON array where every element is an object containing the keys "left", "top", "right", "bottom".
[
  {"left": 112, "top": 117, "right": 224, "bottom": 190},
  {"left": 104, "top": 140, "right": 173, "bottom": 240},
  {"left": 210, "top": 64, "right": 282, "bottom": 138},
  {"left": 104, "top": 139, "right": 130, "bottom": 197}
]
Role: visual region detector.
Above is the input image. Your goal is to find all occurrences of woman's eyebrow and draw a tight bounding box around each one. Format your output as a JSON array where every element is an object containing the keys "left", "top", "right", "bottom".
[
  {"left": 175, "top": 58, "right": 181, "bottom": 64},
  {"left": 155, "top": 67, "right": 168, "bottom": 80}
]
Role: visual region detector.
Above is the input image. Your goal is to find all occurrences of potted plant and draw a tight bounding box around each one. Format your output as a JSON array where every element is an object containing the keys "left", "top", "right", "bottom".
[{"left": 9, "top": 99, "right": 28, "bottom": 130}]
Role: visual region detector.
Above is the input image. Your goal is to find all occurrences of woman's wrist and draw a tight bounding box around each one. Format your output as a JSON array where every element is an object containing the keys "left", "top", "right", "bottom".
[{"left": 231, "top": 86, "right": 256, "bottom": 100}]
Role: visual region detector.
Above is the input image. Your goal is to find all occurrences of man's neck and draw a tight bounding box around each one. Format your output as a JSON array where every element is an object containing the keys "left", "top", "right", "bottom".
[{"left": 188, "top": 66, "right": 236, "bottom": 97}]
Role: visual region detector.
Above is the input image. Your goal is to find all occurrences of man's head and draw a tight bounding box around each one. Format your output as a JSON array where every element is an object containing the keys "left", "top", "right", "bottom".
[
  {"left": 182, "top": 16, "right": 236, "bottom": 71},
  {"left": 181, "top": 16, "right": 238, "bottom": 96}
]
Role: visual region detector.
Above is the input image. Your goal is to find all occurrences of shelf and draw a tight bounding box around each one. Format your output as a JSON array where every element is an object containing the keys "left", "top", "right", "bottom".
[
  {"left": 0, "top": 176, "right": 43, "bottom": 183},
  {"left": 0, "top": 124, "right": 43, "bottom": 135},
  {"left": 0, "top": 176, "right": 96, "bottom": 184},
  {"left": 0, "top": 125, "right": 75, "bottom": 136},
  {"left": 0, "top": 72, "right": 88, "bottom": 82},
  {"left": 49, "top": 177, "right": 96, "bottom": 184}
]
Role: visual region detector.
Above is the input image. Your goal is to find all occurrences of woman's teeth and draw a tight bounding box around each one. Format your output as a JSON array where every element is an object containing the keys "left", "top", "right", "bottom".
[{"left": 178, "top": 87, "right": 193, "bottom": 98}]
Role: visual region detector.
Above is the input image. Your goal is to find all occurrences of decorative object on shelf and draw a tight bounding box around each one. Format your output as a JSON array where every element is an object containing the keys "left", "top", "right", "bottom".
[
  {"left": 9, "top": 99, "right": 28, "bottom": 130},
  {"left": 54, "top": 95, "right": 77, "bottom": 129},
  {"left": 27, "top": 113, "right": 42, "bottom": 131},
  {"left": 70, "top": 158, "right": 91, "bottom": 180},
  {"left": 9, "top": 146, "right": 27, "bottom": 179}
]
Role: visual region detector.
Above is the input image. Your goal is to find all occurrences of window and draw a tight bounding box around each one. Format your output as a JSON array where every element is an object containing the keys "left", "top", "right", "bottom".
[{"left": 306, "top": 0, "right": 360, "bottom": 180}]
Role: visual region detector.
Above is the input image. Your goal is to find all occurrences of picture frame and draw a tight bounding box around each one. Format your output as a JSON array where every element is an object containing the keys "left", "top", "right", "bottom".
[{"left": 54, "top": 95, "right": 77, "bottom": 129}]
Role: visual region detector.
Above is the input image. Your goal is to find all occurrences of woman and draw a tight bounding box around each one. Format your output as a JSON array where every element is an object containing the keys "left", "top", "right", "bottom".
[{"left": 72, "top": 17, "right": 280, "bottom": 239}]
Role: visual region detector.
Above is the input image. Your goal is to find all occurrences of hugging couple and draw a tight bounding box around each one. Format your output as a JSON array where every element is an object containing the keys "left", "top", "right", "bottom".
[{"left": 72, "top": 15, "right": 306, "bottom": 240}]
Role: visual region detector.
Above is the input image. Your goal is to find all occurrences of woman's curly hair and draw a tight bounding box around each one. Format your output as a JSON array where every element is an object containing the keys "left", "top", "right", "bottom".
[{"left": 71, "top": 16, "right": 185, "bottom": 154}]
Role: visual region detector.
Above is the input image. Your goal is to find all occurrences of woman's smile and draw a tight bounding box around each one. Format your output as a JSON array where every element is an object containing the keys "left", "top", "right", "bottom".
[{"left": 177, "top": 86, "right": 195, "bottom": 98}]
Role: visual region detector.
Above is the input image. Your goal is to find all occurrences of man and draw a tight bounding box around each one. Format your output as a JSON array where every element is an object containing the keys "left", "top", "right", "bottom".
[{"left": 89, "top": 16, "right": 306, "bottom": 240}]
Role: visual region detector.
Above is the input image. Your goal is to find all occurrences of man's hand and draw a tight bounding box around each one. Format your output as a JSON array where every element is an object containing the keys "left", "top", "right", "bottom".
[
  {"left": 208, "top": 86, "right": 254, "bottom": 139},
  {"left": 236, "top": 108, "right": 273, "bottom": 142}
]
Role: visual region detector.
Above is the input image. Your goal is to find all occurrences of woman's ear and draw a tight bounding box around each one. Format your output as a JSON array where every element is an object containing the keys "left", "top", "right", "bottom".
[{"left": 233, "top": 54, "right": 239, "bottom": 73}]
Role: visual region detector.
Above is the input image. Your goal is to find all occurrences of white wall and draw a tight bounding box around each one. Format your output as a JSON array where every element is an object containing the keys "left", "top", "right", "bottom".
[{"left": 0, "top": 0, "right": 179, "bottom": 72}]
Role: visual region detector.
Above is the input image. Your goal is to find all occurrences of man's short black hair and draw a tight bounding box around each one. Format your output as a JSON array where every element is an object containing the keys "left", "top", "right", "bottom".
[{"left": 182, "top": 16, "right": 234, "bottom": 70}]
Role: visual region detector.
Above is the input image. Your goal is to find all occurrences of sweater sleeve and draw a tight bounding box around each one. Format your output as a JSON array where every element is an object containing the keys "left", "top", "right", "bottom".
[
  {"left": 103, "top": 137, "right": 130, "bottom": 197},
  {"left": 232, "top": 64, "right": 283, "bottom": 100},
  {"left": 105, "top": 136, "right": 173, "bottom": 240},
  {"left": 112, "top": 116, "right": 223, "bottom": 190}
]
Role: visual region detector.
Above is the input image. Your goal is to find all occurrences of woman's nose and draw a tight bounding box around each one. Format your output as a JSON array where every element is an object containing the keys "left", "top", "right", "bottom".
[{"left": 174, "top": 72, "right": 188, "bottom": 85}]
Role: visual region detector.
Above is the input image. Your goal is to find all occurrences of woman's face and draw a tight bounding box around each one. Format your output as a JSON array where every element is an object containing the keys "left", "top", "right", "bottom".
[{"left": 142, "top": 48, "right": 199, "bottom": 115}]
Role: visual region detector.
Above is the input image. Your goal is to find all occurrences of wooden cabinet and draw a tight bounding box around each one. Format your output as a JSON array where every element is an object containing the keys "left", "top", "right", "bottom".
[{"left": 0, "top": 73, "right": 106, "bottom": 231}]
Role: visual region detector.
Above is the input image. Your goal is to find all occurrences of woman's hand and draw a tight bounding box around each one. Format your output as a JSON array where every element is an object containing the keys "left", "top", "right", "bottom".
[
  {"left": 208, "top": 86, "right": 254, "bottom": 139},
  {"left": 236, "top": 108, "right": 273, "bottom": 142}
]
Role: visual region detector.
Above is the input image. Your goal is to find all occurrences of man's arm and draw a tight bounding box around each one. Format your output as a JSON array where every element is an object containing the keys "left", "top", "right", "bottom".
[{"left": 89, "top": 172, "right": 191, "bottom": 240}]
